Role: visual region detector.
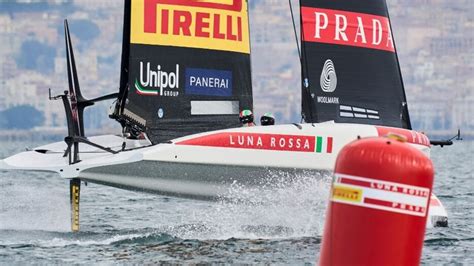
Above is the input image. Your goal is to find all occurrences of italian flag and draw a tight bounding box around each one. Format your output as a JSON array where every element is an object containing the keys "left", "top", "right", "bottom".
[{"left": 315, "top": 136, "right": 333, "bottom": 153}]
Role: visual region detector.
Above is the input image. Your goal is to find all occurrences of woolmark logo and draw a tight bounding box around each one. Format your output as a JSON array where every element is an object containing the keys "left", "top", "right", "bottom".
[
  {"left": 135, "top": 62, "right": 180, "bottom": 97},
  {"left": 320, "top": 59, "right": 337, "bottom": 93}
]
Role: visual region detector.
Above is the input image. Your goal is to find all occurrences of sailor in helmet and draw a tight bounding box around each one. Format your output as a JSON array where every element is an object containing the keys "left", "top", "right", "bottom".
[
  {"left": 239, "top": 109, "right": 255, "bottom": 127},
  {"left": 260, "top": 112, "right": 275, "bottom": 126}
]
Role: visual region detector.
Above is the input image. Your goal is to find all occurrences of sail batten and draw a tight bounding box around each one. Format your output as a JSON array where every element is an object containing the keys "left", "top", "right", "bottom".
[
  {"left": 300, "top": 0, "right": 411, "bottom": 129},
  {"left": 114, "top": 0, "right": 252, "bottom": 143}
]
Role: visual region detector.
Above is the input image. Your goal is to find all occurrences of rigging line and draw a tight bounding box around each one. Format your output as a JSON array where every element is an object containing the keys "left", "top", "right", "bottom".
[
  {"left": 298, "top": 0, "right": 315, "bottom": 125},
  {"left": 288, "top": 0, "right": 301, "bottom": 60}
]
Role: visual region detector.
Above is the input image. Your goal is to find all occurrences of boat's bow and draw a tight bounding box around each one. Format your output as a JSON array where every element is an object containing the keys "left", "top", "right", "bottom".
[{"left": 0, "top": 135, "right": 145, "bottom": 178}]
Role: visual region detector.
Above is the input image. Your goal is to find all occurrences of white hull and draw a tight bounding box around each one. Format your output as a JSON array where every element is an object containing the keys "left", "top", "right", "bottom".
[
  {"left": 1, "top": 122, "right": 445, "bottom": 226},
  {"left": 1, "top": 122, "right": 430, "bottom": 193},
  {"left": 2, "top": 122, "right": 344, "bottom": 198}
]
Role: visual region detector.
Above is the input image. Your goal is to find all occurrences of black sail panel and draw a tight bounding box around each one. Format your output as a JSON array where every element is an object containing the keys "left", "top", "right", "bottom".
[
  {"left": 300, "top": 0, "right": 411, "bottom": 129},
  {"left": 117, "top": 0, "right": 252, "bottom": 143}
]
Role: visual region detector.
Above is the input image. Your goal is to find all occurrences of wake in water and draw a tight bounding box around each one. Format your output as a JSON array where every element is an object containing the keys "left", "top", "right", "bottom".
[
  {"left": 0, "top": 173, "right": 70, "bottom": 232},
  {"left": 163, "top": 170, "right": 332, "bottom": 240},
  {"left": 0, "top": 168, "right": 332, "bottom": 245},
  {"left": 2, "top": 143, "right": 473, "bottom": 264}
]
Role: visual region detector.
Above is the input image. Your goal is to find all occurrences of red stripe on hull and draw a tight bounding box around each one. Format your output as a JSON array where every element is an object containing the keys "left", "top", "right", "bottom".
[
  {"left": 326, "top": 137, "right": 333, "bottom": 153},
  {"left": 176, "top": 132, "right": 335, "bottom": 153},
  {"left": 430, "top": 198, "right": 441, "bottom": 206},
  {"left": 376, "top": 126, "right": 431, "bottom": 147}
]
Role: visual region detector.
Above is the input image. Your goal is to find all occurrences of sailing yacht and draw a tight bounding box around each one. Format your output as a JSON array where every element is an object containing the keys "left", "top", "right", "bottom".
[{"left": 0, "top": 0, "right": 448, "bottom": 231}]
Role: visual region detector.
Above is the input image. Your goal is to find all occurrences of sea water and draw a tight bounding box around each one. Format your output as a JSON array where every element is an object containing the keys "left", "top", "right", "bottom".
[{"left": 0, "top": 140, "right": 472, "bottom": 264}]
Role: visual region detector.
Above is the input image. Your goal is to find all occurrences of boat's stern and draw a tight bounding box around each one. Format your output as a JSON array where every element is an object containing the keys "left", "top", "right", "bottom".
[{"left": 428, "top": 194, "right": 449, "bottom": 227}]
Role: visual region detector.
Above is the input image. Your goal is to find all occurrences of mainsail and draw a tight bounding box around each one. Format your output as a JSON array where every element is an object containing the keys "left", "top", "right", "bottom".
[
  {"left": 113, "top": 0, "right": 253, "bottom": 143},
  {"left": 299, "top": 0, "right": 411, "bottom": 129}
]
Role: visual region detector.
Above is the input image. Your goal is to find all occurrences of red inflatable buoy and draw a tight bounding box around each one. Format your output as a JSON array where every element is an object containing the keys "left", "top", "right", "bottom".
[{"left": 319, "top": 136, "right": 434, "bottom": 266}]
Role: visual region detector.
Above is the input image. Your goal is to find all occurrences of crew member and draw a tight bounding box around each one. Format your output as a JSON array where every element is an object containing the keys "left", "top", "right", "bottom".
[
  {"left": 260, "top": 112, "right": 275, "bottom": 126},
  {"left": 239, "top": 109, "right": 255, "bottom": 127}
]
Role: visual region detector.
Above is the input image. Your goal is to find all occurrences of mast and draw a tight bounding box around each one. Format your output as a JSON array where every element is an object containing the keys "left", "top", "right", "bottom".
[{"left": 111, "top": 0, "right": 131, "bottom": 124}]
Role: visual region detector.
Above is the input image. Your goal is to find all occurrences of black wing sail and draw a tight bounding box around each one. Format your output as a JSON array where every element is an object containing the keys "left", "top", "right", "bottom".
[
  {"left": 300, "top": 0, "right": 411, "bottom": 129},
  {"left": 114, "top": 0, "right": 253, "bottom": 143}
]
